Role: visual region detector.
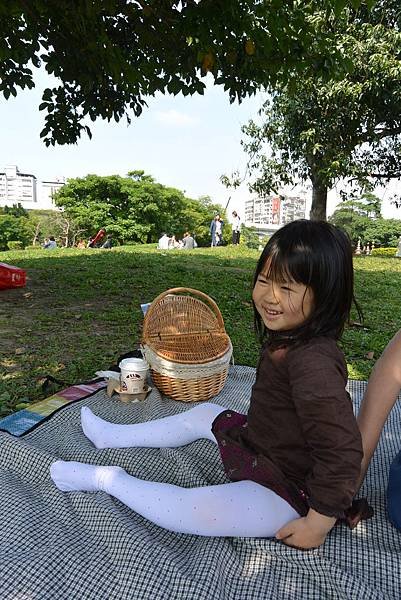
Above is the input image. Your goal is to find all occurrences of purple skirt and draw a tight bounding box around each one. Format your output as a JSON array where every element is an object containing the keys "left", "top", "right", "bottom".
[
  {"left": 211, "top": 410, "right": 309, "bottom": 517},
  {"left": 211, "top": 410, "right": 374, "bottom": 528}
]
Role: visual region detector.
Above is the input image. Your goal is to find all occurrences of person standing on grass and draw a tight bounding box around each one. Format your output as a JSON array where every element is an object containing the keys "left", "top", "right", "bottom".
[
  {"left": 50, "top": 220, "right": 372, "bottom": 549},
  {"left": 231, "top": 211, "right": 241, "bottom": 245},
  {"left": 210, "top": 214, "right": 224, "bottom": 247}
]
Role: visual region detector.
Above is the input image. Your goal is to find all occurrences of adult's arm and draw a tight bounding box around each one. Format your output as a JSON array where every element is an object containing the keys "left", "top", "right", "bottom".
[{"left": 357, "top": 329, "right": 401, "bottom": 490}]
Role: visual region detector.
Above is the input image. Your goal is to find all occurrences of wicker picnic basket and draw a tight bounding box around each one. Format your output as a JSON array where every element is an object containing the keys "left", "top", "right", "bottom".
[{"left": 141, "top": 287, "right": 232, "bottom": 402}]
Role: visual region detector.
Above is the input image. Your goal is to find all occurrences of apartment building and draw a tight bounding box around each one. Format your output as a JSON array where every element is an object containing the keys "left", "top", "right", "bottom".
[
  {"left": 245, "top": 194, "right": 306, "bottom": 227},
  {"left": 0, "top": 165, "right": 37, "bottom": 206},
  {"left": 40, "top": 179, "right": 66, "bottom": 209},
  {"left": 0, "top": 165, "right": 65, "bottom": 210}
]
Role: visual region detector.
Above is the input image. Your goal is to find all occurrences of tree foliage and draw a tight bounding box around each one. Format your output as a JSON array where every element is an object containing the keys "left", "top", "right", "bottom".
[
  {"left": 237, "top": 3, "right": 401, "bottom": 220},
  {"left": 0, "top": 0, "right": 366, "bottom": 145},
  {"left": 0, "top": 213, "right": 31, "bottom": 250},
  {"left": 1, "top": 203, "right": 28, "bottom": 218},
  {"left": 241, "top": 225, "right": 263, "bottom": 249},
  {"left": 54, "top": 172, "right": 225, "bottom": 246},
  {"left": 0, "top": 177, "right": 227, "bottom": 249},
  {"left": 329, "top": 193, "right": 401, "bottom": 246}
]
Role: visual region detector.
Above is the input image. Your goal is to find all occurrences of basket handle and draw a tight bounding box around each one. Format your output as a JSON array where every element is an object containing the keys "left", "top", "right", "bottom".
[{"left": 142, "top": 287, "right": 226, "bottom": 337}]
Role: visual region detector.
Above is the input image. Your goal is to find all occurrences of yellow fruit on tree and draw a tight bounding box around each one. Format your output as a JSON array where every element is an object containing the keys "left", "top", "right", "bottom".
[
  {"left": 245, "top": 39, "right": 256, "bottom": 55},
  {"left": 202, "top": 52, "right": 215, "bottom": 72},
  {"left": 226, "top": 50, "right": 238, "bottom": 65}
]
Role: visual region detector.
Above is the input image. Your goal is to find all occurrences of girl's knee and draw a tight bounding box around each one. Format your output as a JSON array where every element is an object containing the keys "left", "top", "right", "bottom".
[
  {"left": 182, "top": 402, "right": 225, "bottom": 442},
  {"left": 184, "top": 402, "right": 225, "bottom": 428},
  {"left": 189, "top": 402, "right": 225, "bottom": 420}
]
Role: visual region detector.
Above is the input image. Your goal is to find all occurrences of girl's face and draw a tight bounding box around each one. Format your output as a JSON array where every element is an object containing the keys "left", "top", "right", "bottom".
[{"left": 253, "top": 265, "right": 314, "bottom": 332}]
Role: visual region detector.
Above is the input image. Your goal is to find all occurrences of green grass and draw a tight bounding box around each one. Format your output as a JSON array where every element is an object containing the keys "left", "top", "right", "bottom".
[{"left": 1, "top": 245, "right": 401, "bottom": 416}]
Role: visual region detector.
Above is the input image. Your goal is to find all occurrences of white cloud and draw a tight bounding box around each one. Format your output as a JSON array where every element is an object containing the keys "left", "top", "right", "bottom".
[{"left": 154, "top": 109, "right": 199, "bottom": 127}]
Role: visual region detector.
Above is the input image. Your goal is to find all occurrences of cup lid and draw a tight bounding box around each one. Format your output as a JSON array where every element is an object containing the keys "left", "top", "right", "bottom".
[{"left": 119, "top": 358, "right": 149, "bottom": 371}]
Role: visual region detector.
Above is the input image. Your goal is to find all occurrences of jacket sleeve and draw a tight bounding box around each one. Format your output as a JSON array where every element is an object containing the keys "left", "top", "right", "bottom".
[{"left": 288, "top": 343, "right": 363, "bottom": 517}]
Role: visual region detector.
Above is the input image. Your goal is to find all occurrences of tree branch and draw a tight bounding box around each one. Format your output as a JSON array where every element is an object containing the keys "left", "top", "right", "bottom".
[
  {"left": 349, "top": 172, "right": 401, "bottom": 181},
  {"left": 358, "top": 126, "right": 401, "bottom": 143}
]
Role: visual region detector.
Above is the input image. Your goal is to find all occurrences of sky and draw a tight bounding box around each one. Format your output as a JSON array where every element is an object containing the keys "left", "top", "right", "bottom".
[{"left": 1, "top": 69, "right": 400, "bottom": 221}]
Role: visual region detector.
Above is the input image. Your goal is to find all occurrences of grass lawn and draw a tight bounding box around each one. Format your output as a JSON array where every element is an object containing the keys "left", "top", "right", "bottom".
[{"left": 1, "top": 244, "right": 401, "bottom": 416}]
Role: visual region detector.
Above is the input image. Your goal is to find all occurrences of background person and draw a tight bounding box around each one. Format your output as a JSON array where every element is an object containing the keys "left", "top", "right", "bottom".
[
  {"left": 43, "top": 236, "right": 57, "bottom": 249},
  {"left": 168, "top": 235, "right": 180, "bottom": 249},
  {"left": 158, "top": 233, "right": 170, "bottom": 250},
  {"left": 101, "top": 235, "right": 113, "bottom": 249},
  {"left": 182, "top": 232, "right": 196, "bottom": 250},
  {"left": 231, "top": 211, "right": 241, "bottom": 245},
  {"left": 210, "top": 214, "right": 224, "bottom": 247}
]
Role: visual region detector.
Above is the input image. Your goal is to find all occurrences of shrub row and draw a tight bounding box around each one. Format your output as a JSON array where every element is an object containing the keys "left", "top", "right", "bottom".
[{"left": 370, "top": 247, "right": 398, "bottom": 257}]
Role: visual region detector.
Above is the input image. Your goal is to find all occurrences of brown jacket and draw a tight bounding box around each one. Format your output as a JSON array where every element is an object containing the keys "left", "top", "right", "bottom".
[{"left": 245, "top": 337, "right": 363, "bottom": 518}]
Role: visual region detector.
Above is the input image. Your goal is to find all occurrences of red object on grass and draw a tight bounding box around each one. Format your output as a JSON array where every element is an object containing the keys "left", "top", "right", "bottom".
[
  {"left": 89, "top": 228, "right": 106, "bottom": 247},
  {"left": 0, "top": 263, "right": 26, "bottom": 290}
]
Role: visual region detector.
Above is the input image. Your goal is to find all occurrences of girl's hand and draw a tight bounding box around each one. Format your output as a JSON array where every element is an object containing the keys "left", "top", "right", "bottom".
[{"left": 275, "top": 509, "right": 336, "bottom": 550}]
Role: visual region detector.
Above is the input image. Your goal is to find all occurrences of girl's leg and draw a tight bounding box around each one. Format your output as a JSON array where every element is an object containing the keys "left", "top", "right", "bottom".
[
  {"left": 50, "top": 461, "right": 299, "bottom": 537},
  {"left": 81, "top": 402, "right": 225, "bottom": 449}
]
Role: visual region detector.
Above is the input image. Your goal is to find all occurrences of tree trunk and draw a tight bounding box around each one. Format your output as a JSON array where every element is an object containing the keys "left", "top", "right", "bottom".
[
  {"left": 310, "top": 180, "right": 328, "bottom": 221},
  {"left": 32, "top": 222, "right": 41, "bottom": 245},
  {"left": 62, "top": 218, "right": 70, "bottom": 247}
]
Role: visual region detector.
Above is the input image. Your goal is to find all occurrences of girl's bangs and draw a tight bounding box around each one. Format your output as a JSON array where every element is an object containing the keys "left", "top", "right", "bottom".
[{"left": 263, "top": 247, "right": 303, "bottom": 284}]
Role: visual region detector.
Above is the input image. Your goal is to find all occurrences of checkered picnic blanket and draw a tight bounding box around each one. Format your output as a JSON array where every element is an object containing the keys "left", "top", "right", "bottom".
[{"left": 0, "top": 367, "right": 400, "bottom": 599}]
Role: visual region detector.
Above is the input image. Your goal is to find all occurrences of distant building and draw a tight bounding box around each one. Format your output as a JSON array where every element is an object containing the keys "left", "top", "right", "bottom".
[
  {"left": 40, "top": 179, "right": 66, "bottom": 209},
  {"left": 0, "top": 165, "right": 37, "bottom": 206},
  {"left": 245, "top": 193, "right": 306, "bottom": 228},
  {"left": 0, "top": 165, "right": 65, "bottom": 210},
  {"left": 281, "top": 195, "right": 307, "bottom": 224}
]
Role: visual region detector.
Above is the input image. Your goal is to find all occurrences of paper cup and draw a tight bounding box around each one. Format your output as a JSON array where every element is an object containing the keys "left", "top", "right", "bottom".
[{"left": 119, "top": 358, "right": 149, "bottom": 394}]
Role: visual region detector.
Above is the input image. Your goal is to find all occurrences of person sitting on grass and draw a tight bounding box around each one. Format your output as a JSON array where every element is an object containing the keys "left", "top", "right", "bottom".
[
  {"left": 182, "top": 232, "right": 196, "bottom": 250},
  {"left": 43, "top": 236, "right": 57, "bottom": 249},
  {"left": 50, "top": 220, "right": 372, "bottom": 550},
  {"left": 157, "top": 233, "right": 170, "bottom": 250},
  {"left": 101, "top": 235, "right": 113, "bottom": 249}
]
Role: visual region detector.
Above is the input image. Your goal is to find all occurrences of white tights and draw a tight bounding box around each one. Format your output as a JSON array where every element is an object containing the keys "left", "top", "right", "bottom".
[{"left": 50, "top": 404, "right": 300, "bottom": 537}]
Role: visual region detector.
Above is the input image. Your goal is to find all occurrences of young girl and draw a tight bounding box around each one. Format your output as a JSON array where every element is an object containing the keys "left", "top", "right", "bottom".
[{"left": 50, "top": 220, "right": 366, "bottom": 550}]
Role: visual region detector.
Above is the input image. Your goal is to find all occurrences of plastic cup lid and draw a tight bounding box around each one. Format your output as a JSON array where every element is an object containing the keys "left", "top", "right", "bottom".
[{"left": 119, "top": 358, "right": 149, "bottom": 372}]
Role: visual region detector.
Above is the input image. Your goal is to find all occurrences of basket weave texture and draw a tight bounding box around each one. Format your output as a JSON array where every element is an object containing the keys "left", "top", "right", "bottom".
[{"left": 142, "top": 287, "right": 232, "bottom": 402}]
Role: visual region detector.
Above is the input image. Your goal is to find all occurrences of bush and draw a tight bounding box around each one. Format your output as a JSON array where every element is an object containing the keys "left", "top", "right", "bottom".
[
  {"left": 371, "top": 247, "right": 398, "bottom": 257},
  {"left": 7, "top": 240, "right": 23, "bottom": 250},
  {"left": 241, "top": 226, "right": 262, "bottom": 249}
]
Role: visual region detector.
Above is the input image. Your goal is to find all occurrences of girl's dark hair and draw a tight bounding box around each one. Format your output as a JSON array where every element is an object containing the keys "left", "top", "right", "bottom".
[{"left": 253, "top": 219, "right": 362, "bottom": 346}]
